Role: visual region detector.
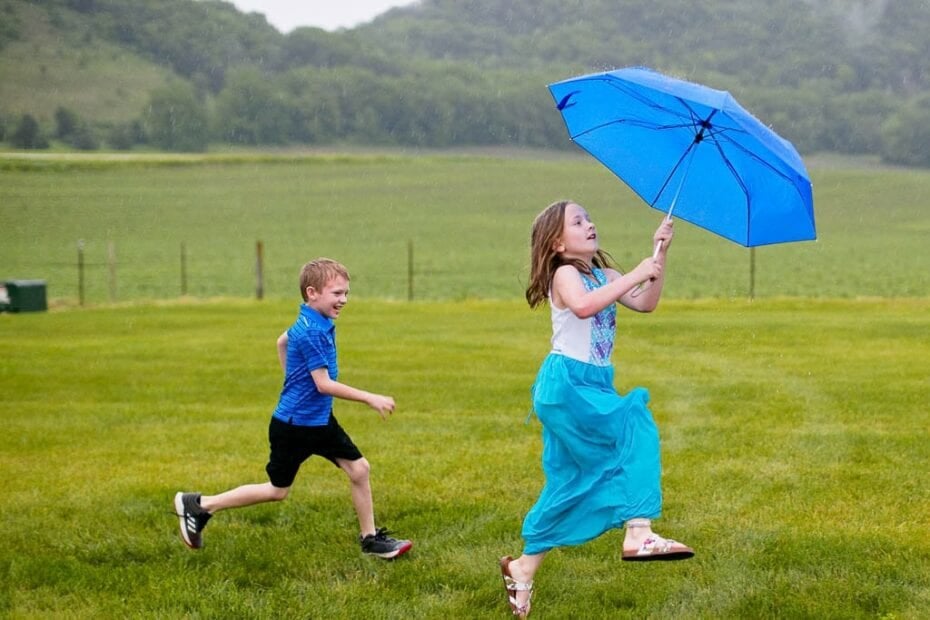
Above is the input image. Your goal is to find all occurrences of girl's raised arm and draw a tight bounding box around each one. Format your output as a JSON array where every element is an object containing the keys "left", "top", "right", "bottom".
[{"left": 553, "top": 261, "right": 659, "bottom": 318}]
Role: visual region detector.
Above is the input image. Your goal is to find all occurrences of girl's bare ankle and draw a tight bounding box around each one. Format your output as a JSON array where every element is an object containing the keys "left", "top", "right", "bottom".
[
  {"left": 509, "top": 557, "right": 533, "bottom": 583},
  {"left": 624, "top": 518, "right": 654, "bottom": 545}
]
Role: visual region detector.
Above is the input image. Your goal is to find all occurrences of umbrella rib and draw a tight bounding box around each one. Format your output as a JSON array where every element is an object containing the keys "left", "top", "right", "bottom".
[
  {"left": 710, "top": 129, "right": 799, "bottom": 186},
  {"left": 576, "top": 77, "right": 717, "bottom": 141},
  {"left": 649, "top": 142, "right": 697, "bottom": 208},
  {"left": 651, "top": 109, "right": 718, "bottom": 207},
  {"left": 611, "top": 77, "right": 707, "bottom": 126},
  {"left": 710, "top": 130, "right": 804, "bottom": 245},
  {"left": 710, "top": 139, "right": 753, "bottom": 243},
  {"left": 605, "top": 76, "right": 707, "bottom": 128},
  {"left": 571, "top": 119, "right": 694, "bottom": 141},
  {"left": 678, "top": 97, "right": 713, "bottom": 132}
]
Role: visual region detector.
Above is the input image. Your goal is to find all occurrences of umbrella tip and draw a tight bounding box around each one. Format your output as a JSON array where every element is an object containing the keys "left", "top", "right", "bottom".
[{"left": 556, "top": 91, "right": 579, "bottom": 111}]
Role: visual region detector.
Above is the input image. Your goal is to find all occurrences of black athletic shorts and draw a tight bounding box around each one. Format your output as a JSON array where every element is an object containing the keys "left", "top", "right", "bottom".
[{"left": 265, "top": 414, "right": 363, "bottom": 488}]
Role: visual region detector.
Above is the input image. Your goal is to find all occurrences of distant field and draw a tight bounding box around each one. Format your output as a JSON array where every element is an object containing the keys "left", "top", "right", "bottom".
[
  {"left": 1, "top": 298, "right": 928, "bottom": 617},
  {"left": 2, "top": 151, "right": 929, "bottom": 304}
]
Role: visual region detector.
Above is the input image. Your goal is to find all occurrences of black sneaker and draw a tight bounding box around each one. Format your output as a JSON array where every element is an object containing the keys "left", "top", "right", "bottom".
[
  {"left": 359, "top": 528, "right": 412, "bottom": 559},
  {"left": 174, "top": 492, "right": 212, "bottom": 549}
]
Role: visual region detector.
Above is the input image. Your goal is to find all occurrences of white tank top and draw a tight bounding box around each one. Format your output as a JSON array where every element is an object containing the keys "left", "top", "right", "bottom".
[{"left": 549, "top": 268, "right": 617, "bottom": 367}]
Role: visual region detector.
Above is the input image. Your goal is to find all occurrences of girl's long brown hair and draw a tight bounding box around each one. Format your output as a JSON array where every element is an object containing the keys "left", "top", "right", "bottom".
[{"left": 525, "top": 200, "right": 617, "bottom": 308}]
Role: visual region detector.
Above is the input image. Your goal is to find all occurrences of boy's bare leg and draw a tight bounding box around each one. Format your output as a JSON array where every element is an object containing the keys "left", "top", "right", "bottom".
[
  {"left": 200, "top": 482, "right": 290, "bottom": 513},
  {"left": 174, "top": 482, "right": 288, "bottom": 550},
  {"left": 336, "top": 457, "right": 375, "bottom": 536}
]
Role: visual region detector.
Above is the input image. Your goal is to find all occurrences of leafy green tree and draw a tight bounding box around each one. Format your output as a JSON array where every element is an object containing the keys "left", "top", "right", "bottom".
[
  {"left": 855, "top": 0, "right": 930, "bottom": 96},
  {"left": 105, "top": 119, "right": 146, "bottom": 150},
  {"left": 279, "top": 67, "right": 347, "bottom": 144},
  {"left": 0, "top": 2, "right": 21, "bottom": 51},
  {"left": 143, "top": 82, "right": 209, "bottom": 152},
  {"left": 107, "top": 125, "right": 133, "bottom": 150},
  {"left": 881, "top": 95, "right": 930, "bottom": 167},
  {"left": 69, "top": 122, "right": 99, "bottom": 150},
  {"left": 54, "top": 106, "right": 80, "bottom": 140},
  {"left": 821, "top": 91, "right": 898, "bottom": 155},
  {"left": 78, "top": 0, "right": 281, "bottom": 92},
  {"left": 279, "top": 28, "right": 365, "bottom": 70},
  {"left": 11, "top": 114, "right": 49, "bottom": 149},
  {"left": 214, "top": 68, "right": 293, "bottom": 144}
]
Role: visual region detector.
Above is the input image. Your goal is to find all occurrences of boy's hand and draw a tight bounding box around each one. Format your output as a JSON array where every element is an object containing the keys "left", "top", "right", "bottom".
[{"left": 368, "top": 394, "right": 396, "bottom": 420}]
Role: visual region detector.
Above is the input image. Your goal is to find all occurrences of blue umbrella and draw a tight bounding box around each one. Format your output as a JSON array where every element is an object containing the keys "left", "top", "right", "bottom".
[{"left": 548, "top": 67, "right": 816, "bottom": 251}]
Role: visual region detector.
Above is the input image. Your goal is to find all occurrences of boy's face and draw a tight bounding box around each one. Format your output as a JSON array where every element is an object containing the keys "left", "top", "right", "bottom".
[{"left": 305, "top": 275, "right": 349, "bottom": 319}]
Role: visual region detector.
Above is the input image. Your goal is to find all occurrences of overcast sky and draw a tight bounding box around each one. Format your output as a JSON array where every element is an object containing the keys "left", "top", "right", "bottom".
[{"left": 226, "top": 1, "right": 419, "bottom": 32}]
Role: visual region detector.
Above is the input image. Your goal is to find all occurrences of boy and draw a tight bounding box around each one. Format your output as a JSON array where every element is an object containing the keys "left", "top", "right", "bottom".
[{"left": 174, "top": 258, "right": 412, "bottom": 559}]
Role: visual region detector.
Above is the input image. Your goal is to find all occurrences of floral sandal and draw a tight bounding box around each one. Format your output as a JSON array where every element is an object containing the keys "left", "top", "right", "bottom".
[
  {"left": 622, "top": 535, "right": 695, "bottom": 561},
  {"left": 622, "top": 519, "right": 695, "bottom": 562},
  {"left": 499, "top": 556, "right": 533, "bottom": 619}
]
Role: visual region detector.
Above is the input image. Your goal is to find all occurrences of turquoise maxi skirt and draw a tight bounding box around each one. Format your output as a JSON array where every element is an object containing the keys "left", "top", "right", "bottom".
[{"left": 522, "top": 353, "right": 662, "bottom": 555}]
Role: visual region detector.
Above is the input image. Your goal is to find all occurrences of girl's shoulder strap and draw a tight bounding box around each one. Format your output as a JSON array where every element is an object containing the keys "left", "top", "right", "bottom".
[{"left": 588, "top": 266, "right": 608, "bottom": 286}]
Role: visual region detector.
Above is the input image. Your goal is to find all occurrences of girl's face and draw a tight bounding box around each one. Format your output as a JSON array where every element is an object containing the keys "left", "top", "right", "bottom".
[{"left": 555, "top": 202, "right": 598, "bottom": 260}]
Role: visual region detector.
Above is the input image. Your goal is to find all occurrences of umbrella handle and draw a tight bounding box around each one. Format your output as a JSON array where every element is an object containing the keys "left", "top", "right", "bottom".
[
  {"left": 631, "top": 247, "right": 660, "bottom": 298},
  {"left": 651, "top": 214, "right": 673, "bottom": 259},
  {"left": 634, "top": 215, "right": 672, "bottom": 296},
  {"left": 652, "top": 239, "right": 663, "bottom": 260}
]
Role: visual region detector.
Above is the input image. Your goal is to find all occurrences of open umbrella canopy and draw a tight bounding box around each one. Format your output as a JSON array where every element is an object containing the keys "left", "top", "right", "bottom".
[{"left": 548, "top": 67, "right": 816, "bottom": 247}]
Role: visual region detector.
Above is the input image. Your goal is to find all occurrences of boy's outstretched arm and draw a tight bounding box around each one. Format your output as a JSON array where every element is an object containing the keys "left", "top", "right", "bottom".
[
  {"left": 310, "top": 367, "right": 395, "bottom": 420},
  {"left": 276, "top": 331, "right": 288, "bottom": 372}
]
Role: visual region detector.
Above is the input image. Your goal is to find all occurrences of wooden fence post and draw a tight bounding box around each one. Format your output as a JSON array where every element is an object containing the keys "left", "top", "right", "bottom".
[
  {"left": 256, "top": 240, "right": 264, "bottom": 300},
  {"left": 107, "top": 241, "right": 117, "bottom": 303},
  {"left": 77, "top": 239, "right": 85, "bottom": 307},
  {"left": 180, "top": 241, "right": 188, "bottom": 296},
  {"left": 407, "top": 240, "right": 414, "bottom": 301}
]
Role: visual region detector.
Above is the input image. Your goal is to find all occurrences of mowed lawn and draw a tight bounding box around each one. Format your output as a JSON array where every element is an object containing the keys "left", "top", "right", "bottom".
[{"left": 2, "top": 297, "right": 928, "bottom": 618}]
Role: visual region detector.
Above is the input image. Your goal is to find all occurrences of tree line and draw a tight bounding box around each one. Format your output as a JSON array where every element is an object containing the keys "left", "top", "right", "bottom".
[{"left": 3, "top": 0, "right": 930, "bottom": 166}]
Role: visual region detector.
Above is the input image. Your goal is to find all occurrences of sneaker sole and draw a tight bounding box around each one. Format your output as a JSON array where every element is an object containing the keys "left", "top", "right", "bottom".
[
  {"left": 369, "top": 540, "right": 413, "bottom": 560},
  {"left": 173, "top": 492, "right": 199, "bottom": 549}
]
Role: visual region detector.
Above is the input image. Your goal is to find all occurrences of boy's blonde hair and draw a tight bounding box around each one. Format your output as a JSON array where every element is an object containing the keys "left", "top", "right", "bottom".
[{"left": 299, "top": 258, "right": 350, "bottom": 301}]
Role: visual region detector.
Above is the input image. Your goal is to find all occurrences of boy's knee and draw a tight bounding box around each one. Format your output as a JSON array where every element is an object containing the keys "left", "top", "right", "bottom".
[
  {"left": 268, "top": 485, "right": 290, "bottom": 502},
  {"left": 345, "top": 457, "right": 370, "bottom": 483}
]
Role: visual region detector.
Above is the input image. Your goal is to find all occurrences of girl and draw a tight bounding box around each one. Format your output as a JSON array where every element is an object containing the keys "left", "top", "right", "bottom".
[{"left": 500, "top": 200, "right": 693, "bottom": 619}]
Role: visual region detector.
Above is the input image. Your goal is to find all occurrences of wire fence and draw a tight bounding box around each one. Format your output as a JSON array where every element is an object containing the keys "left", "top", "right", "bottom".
[
  {"left": 16, "top": 232, "right": 923, "bottom": 306},
  {"left": 13, "top": 239, "right": 525, "bottom": 307}
]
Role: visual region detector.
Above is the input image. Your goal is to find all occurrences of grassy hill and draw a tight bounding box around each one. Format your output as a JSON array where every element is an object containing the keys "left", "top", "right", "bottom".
[
  {"left": 1, "top": 0, "right": 928, "bottom": 159},
  {"left": 0, "top": 1, "right": 176, "bottom": 125}
]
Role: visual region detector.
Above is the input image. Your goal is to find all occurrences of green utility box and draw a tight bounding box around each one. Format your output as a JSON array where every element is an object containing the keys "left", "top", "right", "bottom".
[{"left": 1, "top": 280, "right": 48, "bottom": 313}]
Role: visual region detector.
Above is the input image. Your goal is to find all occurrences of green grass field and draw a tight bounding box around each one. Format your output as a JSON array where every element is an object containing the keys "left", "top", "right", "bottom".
[
  {"left": 2, "top": 152, "right": 930, "bottom": 304},
  {"left": 2, "top": 297, "right": 928, "bottom": 618},
  {"left": 2, "top": 152, "right": 929, "bottom": 618}
]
